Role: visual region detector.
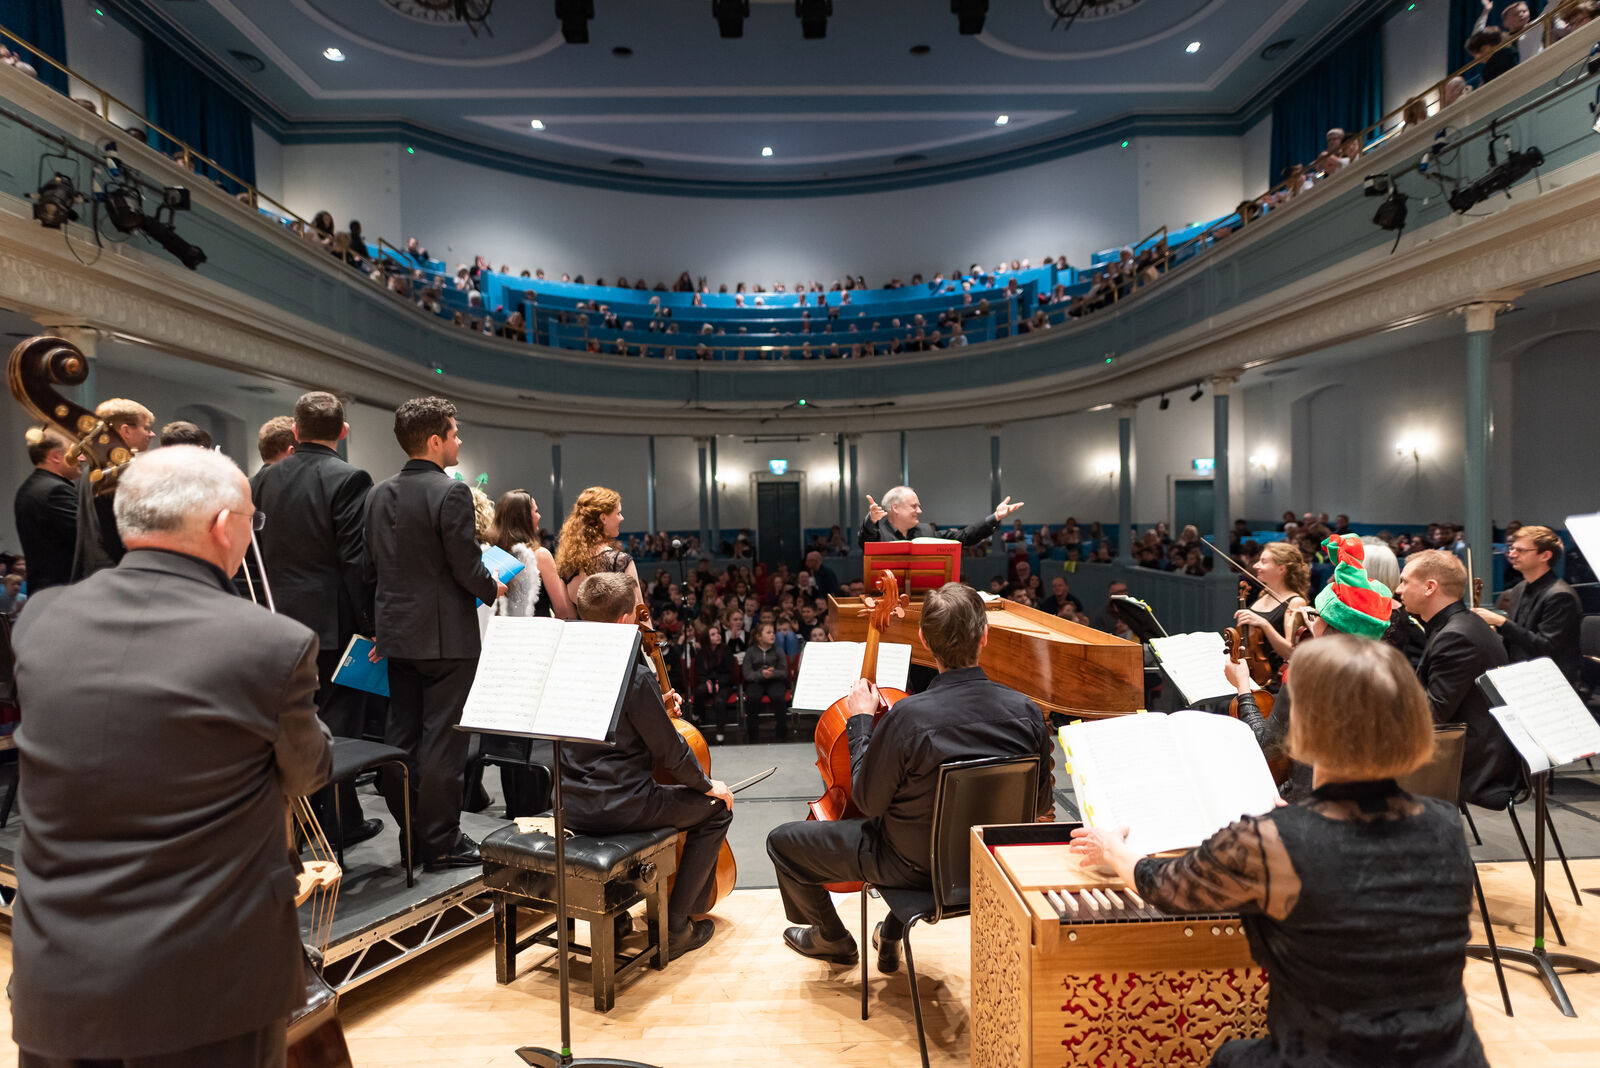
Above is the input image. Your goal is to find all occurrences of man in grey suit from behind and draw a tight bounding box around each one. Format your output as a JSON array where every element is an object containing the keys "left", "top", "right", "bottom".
[
  {"left": 364, "top": 397, "right": 503, "bottom": 869},
  {"left": 11, "top": 445, "right": 332, "bottom": 1068}
]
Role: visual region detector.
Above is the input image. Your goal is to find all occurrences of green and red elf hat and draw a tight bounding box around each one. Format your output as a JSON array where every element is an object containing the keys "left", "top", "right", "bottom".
[{"left": 1312, "top": 534, "right": 1393, "bottom": 639}]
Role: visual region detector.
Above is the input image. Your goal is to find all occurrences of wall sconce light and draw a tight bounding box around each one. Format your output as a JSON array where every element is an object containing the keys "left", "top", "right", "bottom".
[
  {"left": 1248, "top": 449, "right": 1276, "bottom": 472},
  {"left": 1094, "top": 456, "right": 1120, "bottom": 481},
  {"left": 1395, "top": 433, "right": 1434, "bottom": 466}
]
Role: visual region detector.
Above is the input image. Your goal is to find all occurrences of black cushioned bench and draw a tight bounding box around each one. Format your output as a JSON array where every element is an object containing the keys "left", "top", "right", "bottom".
[{"left": 480, "top": 822, "right": 680, "bottom": 1012}]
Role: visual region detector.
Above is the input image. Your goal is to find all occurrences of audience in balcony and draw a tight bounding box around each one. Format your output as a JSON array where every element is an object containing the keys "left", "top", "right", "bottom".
[{"left": 1469, "top": 27, "right": 1520, "bottom": 82}]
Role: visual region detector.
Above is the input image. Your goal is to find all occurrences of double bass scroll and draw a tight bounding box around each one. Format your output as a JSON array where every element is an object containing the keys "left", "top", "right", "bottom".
[{"left": 8, "top": 335, "right": 128, "bottom": 481}]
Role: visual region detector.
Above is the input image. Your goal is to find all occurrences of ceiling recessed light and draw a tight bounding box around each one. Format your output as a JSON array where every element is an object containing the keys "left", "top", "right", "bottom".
[
  {"left": 323, "top": 47, "right": 345, "bottom": 62},
  {"left": 994, "top": 114, "right": 1010, "bottom": 126},
  {"left": 761, "top": 146, "right": 773, "bottom": 157},
  {"left": 612, "top": 46, "right": 633, "bottom": 57},
  {"left": 1185, "top": 41, "right": 1201, "bottom": 54},
  {"left": 909, "top": 44, "right": 931, "bottom": 56},
  {"left": 530, "top": 119, "right": 545, "bottom": 130}
]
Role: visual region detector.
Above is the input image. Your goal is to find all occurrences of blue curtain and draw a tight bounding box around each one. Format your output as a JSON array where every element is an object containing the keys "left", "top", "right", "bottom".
[
  {"left": 0, "top": 0, "right": 69, "bottom": 95},
  {"left": 143, "top": 32, "right": 256, "bottom": 191},
  {"left": 1269, "top": 18, "right": 1384, "bottom": 184},
  {"left": 1450, "top": 0, "right": 1546, "bottom": 83}
]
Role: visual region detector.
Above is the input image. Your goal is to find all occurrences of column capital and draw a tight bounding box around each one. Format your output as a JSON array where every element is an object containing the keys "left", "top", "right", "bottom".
[
  {"left": 548, "top": 432, "right": 565, "bottom": 442},
  {"left": 1457, "top": 300, "right": 1514, "bottom": 333},
  {"left": 1207, "top": 372, "right": 1241, "bottom": 394},
  {"left": 35, "top": 323, "right": 102, "bottom": 360},
  {"left": 1114, "top": 402, "right": 1138, "bottom": 416}
]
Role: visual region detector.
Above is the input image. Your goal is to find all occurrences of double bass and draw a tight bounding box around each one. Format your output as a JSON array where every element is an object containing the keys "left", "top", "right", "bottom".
[
  {"left": 636, "top": 603, "right": 737, "bottom": 910},
  {"left": 809, "top": 570, "right": 908, "bottom": 818}
]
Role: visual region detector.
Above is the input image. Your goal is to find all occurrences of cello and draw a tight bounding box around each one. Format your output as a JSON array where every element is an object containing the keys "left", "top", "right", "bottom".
[
  {"left": 809, "top": 569, "right": 909, "bottom": 824},
  {"left": 636, "top": 603, "right": 737, "bottom": 910}
]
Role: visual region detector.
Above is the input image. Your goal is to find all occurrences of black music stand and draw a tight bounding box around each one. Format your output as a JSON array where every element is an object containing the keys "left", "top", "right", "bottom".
[
  {"left": 1110, "top": 594, "right": 1168, "bottom": 642},
  {"left": 515, "top": 737, "right": 660, "bottom": 1068}
]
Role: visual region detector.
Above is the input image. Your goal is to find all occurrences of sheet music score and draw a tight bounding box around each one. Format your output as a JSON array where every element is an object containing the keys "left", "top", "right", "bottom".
[
  {"left": 1489, "top": 706, "right": 1552, "bottom": 775},
  {"left": 1149, "top": 631, "right": 1236, "bottom": 703},
  {"left": 790, "top": 642, "right": 913, "bottom": 711},
  {"left": 1481, "top": 658, "right": 1600, "bottom": 768},
  {"left": 460, "top": 617, "right": 639, "bottom": 742}
]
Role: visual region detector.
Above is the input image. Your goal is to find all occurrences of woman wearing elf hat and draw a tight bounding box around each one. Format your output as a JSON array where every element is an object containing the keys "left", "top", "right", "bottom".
[{"left": 1224, "top": 534, "right": 1396, "bottom": 800}]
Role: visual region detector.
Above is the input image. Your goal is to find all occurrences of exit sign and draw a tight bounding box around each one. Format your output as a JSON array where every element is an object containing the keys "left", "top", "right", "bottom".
[
  {"left": 768, "top": 459, "right": 789, "bottom": 475},
  {"left": 1192, "top": 458, "right": 1215, "bottom": 474}
]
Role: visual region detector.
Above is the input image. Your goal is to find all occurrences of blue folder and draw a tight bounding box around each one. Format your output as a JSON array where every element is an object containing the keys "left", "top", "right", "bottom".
[
  {"left": 478, "top": 544, "right": 526, "bottom": 606},
  {"left": 333, "top": 635, "right": 389, "bottom": 698}
]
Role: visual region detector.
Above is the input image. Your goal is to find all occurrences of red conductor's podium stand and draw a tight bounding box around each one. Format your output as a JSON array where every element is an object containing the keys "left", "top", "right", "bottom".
[{"left": 863, "top": 539, "right": 960, "bottom": 596}]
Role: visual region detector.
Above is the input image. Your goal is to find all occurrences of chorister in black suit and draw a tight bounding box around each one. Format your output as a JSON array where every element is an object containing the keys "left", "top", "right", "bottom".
[
  {"left": 12, "top": 467, "right": 76, "bottom": 594},
  {"left": 10, "top": 549, "right": 331, "bottom": 1064},
  {"left": 1417, "top": 600, "right": 1522, "bottom": 810},
  {"left": 559, "top": 655, "right": 733, "bottom": 930},
  {"left": 767, "top": 665, "right": 1053, "bottom": 954},
  {"left": 365, "top": 457, "right": 499, "bottom": 865},
  {"left": 253, "top": 438, "right": 377, "bottom": 838},
  {"left": 1495, "top": 570, "right": 1582, "bottom": 683}
]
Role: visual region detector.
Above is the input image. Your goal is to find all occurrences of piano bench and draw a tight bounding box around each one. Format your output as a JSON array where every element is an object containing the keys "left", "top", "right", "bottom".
[{"left": 480, "top": 822, "right": 680, "bottom": 1012}]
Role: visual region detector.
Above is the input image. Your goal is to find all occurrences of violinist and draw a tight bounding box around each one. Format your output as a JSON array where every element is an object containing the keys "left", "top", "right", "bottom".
[
  {"left": 559, "top": 572, "right": 733, "bottom": 957},
  {"left": 765, "top": 583, "right": 1053, "bottom": 970},
  {"left": 1227, "top": 534, "right": 1397, "bottom": 800},
  {"left": 1231, "top": 542, "right": 1309, "bottom": 676}
]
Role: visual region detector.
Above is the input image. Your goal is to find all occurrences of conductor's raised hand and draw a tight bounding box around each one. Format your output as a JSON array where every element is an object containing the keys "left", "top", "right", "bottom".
[
  {"left": 845, "top": 677, "right": 881, "bottom": 719},
  {"left": 994, "top": 496, "right": 1025, "bottom": 521},
  {"left": 865, "top": 494, "right": 886, "bottom": 523},
  {"left": 706, "top": 778, "right": 735, "bottom": 811}
]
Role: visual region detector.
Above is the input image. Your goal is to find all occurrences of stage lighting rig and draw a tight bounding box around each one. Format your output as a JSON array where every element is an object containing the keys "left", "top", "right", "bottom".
[
  {"left": 1447, "top": 134, "right": 1542, "bottom": 214},
  {"left": 1189, "top": 382, "right": 1204, "bottom": 402},
  {"left": 796, "top": 0, "right": 830, "bottom": 39},
  {"left": 713, "top": 0, "right": 749, "bottom": 38},
  {"left": 555, "top": 0, "right": 593, "bottom": 44},
  {"left": 31, "top": 171, "right": 81, "bottom": 228},
  {"left": 138, "top": 203, "right": 206, "bottom": 271},
  {"left": 952, "top": 0, "right": 988, "bottom": 35}
]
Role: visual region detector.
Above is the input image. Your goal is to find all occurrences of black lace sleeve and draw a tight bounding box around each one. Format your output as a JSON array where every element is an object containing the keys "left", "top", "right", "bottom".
[
  {"left": 1132, "top": 814, "right": 1300, "bottom": 921},
  {"left": 597, "top": 547, "right": 634, "bottom": 574}
]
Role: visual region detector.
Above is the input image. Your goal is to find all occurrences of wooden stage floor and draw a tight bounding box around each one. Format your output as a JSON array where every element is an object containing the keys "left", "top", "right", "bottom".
[{"left": 0, "top": 859, "right": 1597, "bottom": 1066}]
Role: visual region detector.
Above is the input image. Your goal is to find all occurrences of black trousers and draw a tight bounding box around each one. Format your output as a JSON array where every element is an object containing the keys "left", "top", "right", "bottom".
[
  {"left": 765, "top": 818, "right": 925, "bottom": 940},
  {"left": 20, "top": 1018, "right": 288, "bottom": 1068},
  {"left": 383, "top": 656, "right": 477, "bottom": 859},
  {"left": 309, "top": 648, "right": 372, "bottom": 839},
  {"left": 570, "top": 785, "right": 733, "bottom": 925},
  {"left": 743, "top": 677, "right": 789, "bottom": 741}
]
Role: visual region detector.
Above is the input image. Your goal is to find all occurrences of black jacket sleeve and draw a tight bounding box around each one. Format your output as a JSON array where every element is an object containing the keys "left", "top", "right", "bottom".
[
  {"left": 859, "top": 516, "right": 884, "bottom": 545},
  {"left": 846, "top": 712, "right": 897, "bottom": 819},
  {"left": 1422, "top": 628, "right": 1482, "bottom": 725},
  {"left": 332, "top": 468, "right": 375, "bottom": 633},
  {"left": 939, "top": 511, "right": 1000, "bottom": 547},
  {"left": 628, "top": 674, "right": 713, "bottom": 792},
  {"left": 440, "top": 481, "right": 499, "bottom": 604},
  {"left": 1499, "top": 591, "right": 1580, "bottom": 665}
]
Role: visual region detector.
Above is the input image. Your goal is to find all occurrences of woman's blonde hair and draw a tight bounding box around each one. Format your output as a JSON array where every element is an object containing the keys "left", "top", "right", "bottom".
[
  {"left": 555, "top": 485, "right": 622, "bottom": 579},
  {"left": 1262, "top": 541, "right": 1311, "bottom": 599},
  {"left": 1287, "top": 635, "right": 1434, "bottom": 779}
]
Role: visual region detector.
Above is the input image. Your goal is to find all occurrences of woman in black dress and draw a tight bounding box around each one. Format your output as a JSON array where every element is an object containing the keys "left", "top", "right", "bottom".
[
  {"left": 1232, "top": 540, "right": 1309, "bottom": 678},
  {"left": 1074, "top": 635, "right": 1488, "bottom": 1068},
  {"left": 554, "top": 486, "right": 639, "bottom": 603}
]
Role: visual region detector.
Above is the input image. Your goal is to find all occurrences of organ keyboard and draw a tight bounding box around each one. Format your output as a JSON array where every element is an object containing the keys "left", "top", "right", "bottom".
[{"left": 971, "top": 823, "right": 1269, "bottom": 1067}]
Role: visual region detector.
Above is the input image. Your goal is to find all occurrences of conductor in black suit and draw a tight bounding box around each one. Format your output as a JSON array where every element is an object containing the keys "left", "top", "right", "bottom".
[
  {"left": 1396, "top": 549, "right": 1523, "bottom": 810},
  {"left": 252, "top": 390, "right": 380, "bottom": 845},
  {"left": 13, "top": 427, "right": 78, "bottom": 594},
  {"left": 365, "top": 397, "right": 503, "bottom": 870},
  {"left": 11, "top": 445, "right": 331, "bottom": 1067},
  {"left": 858, "top": 484, "right": 1024, "bottom": 547}
]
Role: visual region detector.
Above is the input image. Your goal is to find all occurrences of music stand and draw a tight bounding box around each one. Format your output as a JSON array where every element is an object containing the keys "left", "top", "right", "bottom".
[
  {"left": 515, "top": 737, "right": 660, "bottom": 1068},
  {"left": 1110, "top": 594, "right": 1169, "bottom": 642}
]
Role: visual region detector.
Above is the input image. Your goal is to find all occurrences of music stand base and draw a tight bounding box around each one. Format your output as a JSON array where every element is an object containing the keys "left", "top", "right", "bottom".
[
  {"left": 1466, "top": 943, "right": 1600, "bottom": 1018},
  {"left": 517, "top": 1049, "right": 660, "bottom": 1067}
]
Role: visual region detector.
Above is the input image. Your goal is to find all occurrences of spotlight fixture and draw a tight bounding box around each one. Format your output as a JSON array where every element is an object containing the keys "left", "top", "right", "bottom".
[
  {"left": 1185, "top": 41, "right": 1201, "bottom": 54},
  {"left": 1189, "top": 382, "right": 1204, "bottom": 402},
  {"left": 31, "top": 172, "right": 80, "bottom": 228},
  {"left": 951, "top": 0, "right": 988, "bottom": 35},
  {"left": 555, "top": 0, "right": 593, "bottom": 44},
  {"left": 138, "top": 206, "right": 206, "bottom": 270},
  {"left": 1448, "top": 138, "right": 1543, "bottom": 214},
  {"left": 1372, "top": 187, "right": 1408, "bottom": 232},
  {"left": 713, "top": 0, "right": 749, "bottom": 38},
  {"left": 1159, "top": 393, "right": 1169, "bottom": 410},
  {"left": 102, "top": 181, "right": 144, "bottom": 233},
  {"left": 796, "top": 0, "right": 831, "bottom": 40}
]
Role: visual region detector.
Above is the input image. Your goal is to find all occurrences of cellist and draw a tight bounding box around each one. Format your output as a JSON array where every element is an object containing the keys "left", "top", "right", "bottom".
[
  {"left": 558, "top": 572, "right": 734, "bottom": 957},
  {"left": 765, "top": 583, "right": 1054, "bottom": 971}
]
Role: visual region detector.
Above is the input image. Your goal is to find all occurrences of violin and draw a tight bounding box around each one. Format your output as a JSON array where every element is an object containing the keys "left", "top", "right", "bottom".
[
  {"left": 807, "top": 571, "right": 908, "bottom": 890},
  {"left": 1472, "top": 576, "right": 1484, "bottom": 609},
  {"left": 637, "top": 603, "right": 736, "bottom": 911},
  {"left": 1234, "top": 579, "right": 1275, "bottom": 687},
  {"left": 1223, "top": 628, "right": 1291, "bottom": 785}
]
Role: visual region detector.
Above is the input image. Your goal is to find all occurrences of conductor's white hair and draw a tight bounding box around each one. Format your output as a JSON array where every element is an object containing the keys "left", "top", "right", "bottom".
[
  {"left": 114, "top": 445, "right": 246, "bottom": 538},
  {"left": 1360, "top": 537, "right": 1400, "bottom": 591},
  {"left": 881, "top": 485, "right": 914, "bottom": 510}
]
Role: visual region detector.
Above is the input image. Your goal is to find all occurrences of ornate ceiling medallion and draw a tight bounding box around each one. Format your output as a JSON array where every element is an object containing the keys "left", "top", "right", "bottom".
[
  {"left": 1046, "top": 0, "right": 1145, "bottom": 30},
  {"left": 383, "top": 0, "right": 494, "bottom": 29}
]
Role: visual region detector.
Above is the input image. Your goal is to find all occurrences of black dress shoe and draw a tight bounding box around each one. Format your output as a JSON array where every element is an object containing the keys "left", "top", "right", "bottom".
[
  {"left": 668, "top": 917, "right": 715, "bottom": 957},
  {"left": 782, "top": 925, "right": 857, "bottom": 966},
  {"left": 873, "top": 921, "right": 901, "bottom": 974},
  {"left": 343, "top": 818, "right": 384, "bottom": 848},
  {"left": 423, "top": 834, "right": 482, "bottom": 872}
]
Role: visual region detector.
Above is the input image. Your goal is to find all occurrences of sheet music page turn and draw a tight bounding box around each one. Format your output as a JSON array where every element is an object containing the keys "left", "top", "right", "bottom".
[{"left": 790, "top": 641, "right": 912, "bottom": 710}]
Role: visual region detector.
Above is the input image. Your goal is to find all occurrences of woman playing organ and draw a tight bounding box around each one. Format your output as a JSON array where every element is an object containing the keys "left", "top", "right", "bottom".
[{"left": 1075, "top": 634, "right": 1489, "bottom": 1068}]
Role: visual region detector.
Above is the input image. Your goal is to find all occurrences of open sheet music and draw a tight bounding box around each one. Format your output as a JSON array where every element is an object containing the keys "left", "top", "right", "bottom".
[
  {"left": 1478, "top": 657, "right": 1600, "bottom": 769},
  {"left": 459, "top": 616, "right": 641, "bottom": 743},
  {"left": 1149, "top": 632, "right": 1235, "bottom": 703},
  {"left": 1060, "top": 710, "right": 1280, "bottom": 856},
  {"left": 790, "top": 641, "right": 912, "bottom": 711}
]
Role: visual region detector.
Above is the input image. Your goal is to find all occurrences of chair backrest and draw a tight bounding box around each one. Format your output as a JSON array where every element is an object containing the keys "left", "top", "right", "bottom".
[
  {"left": 1396, "top": 723, "right": 1468, "bottom": 806},
  {"left": 928, "top": 755, "right": 1042, "bottom": 921},
  {"left": 1581, "top": 614, "right": 1600, "bottom": 659}
]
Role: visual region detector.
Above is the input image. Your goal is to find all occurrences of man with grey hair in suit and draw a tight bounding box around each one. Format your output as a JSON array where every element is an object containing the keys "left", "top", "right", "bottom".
[
  {"left": 858, "top": 484, "right": 1025, "bottom": 547},
  {"left": 11, "top": 445, "right": 331, "bottom": 1068}
]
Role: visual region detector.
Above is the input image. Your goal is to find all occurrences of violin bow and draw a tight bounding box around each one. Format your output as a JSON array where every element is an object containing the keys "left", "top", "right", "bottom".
[{"left": 1200, "top": 537, "right": 1290, "bottom": 609}]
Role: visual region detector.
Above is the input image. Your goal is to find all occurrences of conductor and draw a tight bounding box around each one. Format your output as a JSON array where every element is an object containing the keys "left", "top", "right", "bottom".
[{"left": 859, "top": 485, "right": 1024, "bottom": 547}]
